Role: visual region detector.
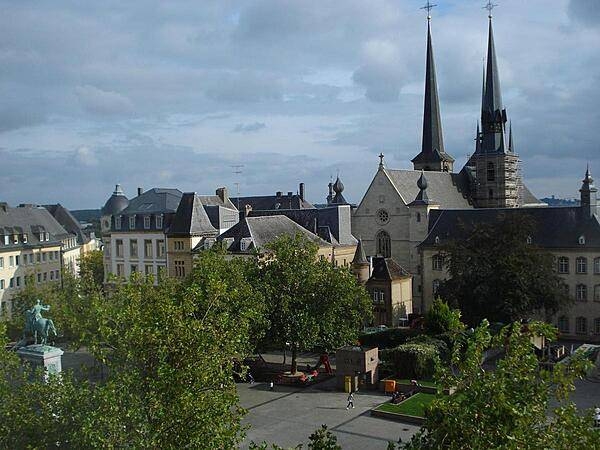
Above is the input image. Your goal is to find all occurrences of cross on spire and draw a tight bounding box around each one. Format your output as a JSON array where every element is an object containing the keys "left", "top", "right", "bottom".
[
  {"left": 483, "top": 1, "right": 498, "bottom": 18},
  {"left": 420, "top": 1, "right": 437, "bottom": 20}
]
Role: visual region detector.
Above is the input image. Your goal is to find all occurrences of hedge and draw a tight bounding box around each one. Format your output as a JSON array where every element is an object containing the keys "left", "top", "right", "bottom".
[{"left": 380, "top": 343, "right": 440, "bottom": 380}]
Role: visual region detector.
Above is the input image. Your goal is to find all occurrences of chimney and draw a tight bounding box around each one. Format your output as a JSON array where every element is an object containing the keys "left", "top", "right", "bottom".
[
  {"left": 0, "top": 202, "right": 7, "bottom": 212},
  {"left": 137, "top": 187, "right": 143, "bottom": 196},
  {"left": 299, "top": 183, "right": 305, "bottom": 200},
  {"left": 276, "top": 191, "right": 282, "bottom": 198},
  {"left": 287, "top": 191, "right": 293, "bottom": 197},
  {"left": 216, "top": 187, "right": 229, "bottom": 203},
  {"left": 245, "top": 204, "right": 252, "bottom": 217}
]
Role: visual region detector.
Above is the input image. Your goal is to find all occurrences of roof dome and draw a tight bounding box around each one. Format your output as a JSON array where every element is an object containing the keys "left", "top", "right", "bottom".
[
  {"left": 417, "top": 171, "right": 428, "bottom": 191},
  {"left": 101, "top": 184, "right": 129, "bottom": 215},
  {"left": 333, "top": 177, "right": 344, "bottom": 194}
]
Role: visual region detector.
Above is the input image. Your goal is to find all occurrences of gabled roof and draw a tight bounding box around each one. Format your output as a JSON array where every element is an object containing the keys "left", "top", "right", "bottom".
[
  {"left": 0, "top": 204, "right": 70, "bottom": 248},
  {"left": 421, "top": 207, "right": 600, "bottom": 249},
  {"left": 120, "top": 188, "right": 182, "bottom": 215},
  {"left": 385, "top": 169, "right": 472, "bottom": 209},
  {"left": 44, "top": 204, "right": 90, "bottom": 244},
  {"left": 218, "top": 215, "right": 330, "bottom": 253},
  {"left": 369, "top": 256, "right": 411, "bottom": 281},
  {"left": 168, "top": 193, "right": 217, "bottom": 236}
]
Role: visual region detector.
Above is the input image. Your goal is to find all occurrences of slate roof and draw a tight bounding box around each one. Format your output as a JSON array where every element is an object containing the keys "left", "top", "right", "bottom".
[
  {"left": 0, "top": 204, "right": 70, "bottom": 249},
  {"left": 217, "top": 215, "right": 330, "bottom": 253},
  {"left": 198, "top": 194, "right": 237, "bottom": 210},
  {"left": 120, "top": 188, "right": 182, "bottom": 215},
  {"left": 44, "top": 204, "right": 90, "bottom": 245},
  {"left": 385, "top": 169, "right": 472, "bottom": 208},
  {"left": 168, "top": 193, "right": 217, "bottom": 236},
  {"left": 102, "top": 184, "right": 129, "bottom": 215},
  {"left": 232, "top": 193, "right": 314, "bottom": 211},
  {"left": 352, "top": 238, "right": 368, "bottom": 264},
  {"left": 421, "top": 207, "right": 600, "bottom": 249},
  {"left": 369, "top": 256, "right": 411, "bottom": 281}
]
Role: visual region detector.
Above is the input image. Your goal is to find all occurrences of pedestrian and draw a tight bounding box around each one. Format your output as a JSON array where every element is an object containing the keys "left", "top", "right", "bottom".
[
  {"left": 346, "top": 391, "right": 355, "bottom": 410},
  {"left": 248, "top": 372, "right": 254, "bottom": 384},
  {"left": 595, "top": 405, "right": 600, "bottom": 427},
  {"left": 269, "top": 380, "right": 274, "bottom": 391}
]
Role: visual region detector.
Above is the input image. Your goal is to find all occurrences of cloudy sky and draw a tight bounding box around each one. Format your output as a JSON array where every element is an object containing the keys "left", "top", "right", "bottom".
[{"left": 1, "top": 0, "right": 599, "bottom": 209}]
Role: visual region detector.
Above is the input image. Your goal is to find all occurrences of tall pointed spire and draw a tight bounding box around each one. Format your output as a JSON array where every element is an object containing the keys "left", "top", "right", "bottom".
[
  {"left": 483, "top": 17, "right": 503, "bottom": 115},
  {"left": 412, "top": 10, "right": 454, "bottom": 172},
  {"left": 508, "top": 121, "right": 514, "bottom": 153}
]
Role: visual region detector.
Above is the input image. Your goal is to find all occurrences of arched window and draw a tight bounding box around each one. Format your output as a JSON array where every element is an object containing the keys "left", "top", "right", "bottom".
[
  {"left": 557, "top": 256, "right": 569, "bottom": 274},
  {"left": 487, "top": 162, "right": 495, "bottom": 181},
  {"left": 376, "top": 230, "right": 391, "bottom": 258},
  {"left": 576, "top": 257, "right": 587, "bottom": 274},
  {"left": 557, "top": 316, "right": 569, "bottom": 333},
  {"left": 576, "top": 284, "right": 587, "bottom": 301},
  {"left": 575, "top": 317, "right": 587, "bottom": 335}
]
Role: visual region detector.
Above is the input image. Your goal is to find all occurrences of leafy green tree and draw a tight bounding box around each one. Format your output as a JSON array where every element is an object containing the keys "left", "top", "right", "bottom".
[
  {"left": 78, "top": 249, "right": 104, "bottom": 289},
  {"left": 402, "top": 320, "right": 598, "bottom": 450},
  {"left": 257, "top": 234, "right": 371, "bottom": 374},
  {"left": 437, "top": 214, "right": 570, "bottom": 325},
  {"left": 423, "top": 299, "right": 464, "bottom": 336}
]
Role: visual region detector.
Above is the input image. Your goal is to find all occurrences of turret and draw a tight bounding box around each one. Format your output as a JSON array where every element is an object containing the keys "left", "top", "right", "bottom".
[{"left": 580, "top": 166, "right": 598, "bottom": 218}]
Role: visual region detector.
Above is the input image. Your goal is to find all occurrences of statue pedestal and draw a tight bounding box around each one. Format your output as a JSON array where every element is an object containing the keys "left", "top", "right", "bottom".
[{"left": 17, "top": 344, "right": 64, "bottom": 380}]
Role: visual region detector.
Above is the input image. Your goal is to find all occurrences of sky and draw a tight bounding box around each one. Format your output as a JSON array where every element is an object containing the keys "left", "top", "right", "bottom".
[{"left": 1, "top": 0, "right": 599, "bottom": 209}]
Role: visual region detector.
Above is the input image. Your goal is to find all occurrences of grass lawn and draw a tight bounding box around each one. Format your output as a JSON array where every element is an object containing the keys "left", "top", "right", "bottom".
[
  {"left": 375, "top": 393, "right": 436, "bottom": 418},
  {"left": 394, "top": 379, "right": 438, "bottom": 388}
]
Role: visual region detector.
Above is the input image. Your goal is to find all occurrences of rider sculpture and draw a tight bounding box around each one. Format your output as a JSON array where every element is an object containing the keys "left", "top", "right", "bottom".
[{"left": 24, "top": 299, "right": 57, "bottom": 345}]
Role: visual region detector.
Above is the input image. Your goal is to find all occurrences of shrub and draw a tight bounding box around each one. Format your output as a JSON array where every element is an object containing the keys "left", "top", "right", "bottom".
[
  {"left": 380, "top": 343, "right": 440, "bottom": 379},
  {"left": 424, "top": 299, "right": 465, "bottom": 335},
  {"left": 406, "top": 335, "right": 449, "bottom": 362},
  {"left": 359, "top": 328, "right": 420, "bottom": 349}
]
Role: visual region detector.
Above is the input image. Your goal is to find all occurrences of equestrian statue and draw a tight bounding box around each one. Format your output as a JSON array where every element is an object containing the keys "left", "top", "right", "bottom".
[{"left": 23, "top": 299, "right": 57, "bottom": 345}]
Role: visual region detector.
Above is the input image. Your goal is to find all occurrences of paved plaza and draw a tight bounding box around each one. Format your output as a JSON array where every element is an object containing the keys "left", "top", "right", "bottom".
[{"left": 238, "top": 378, "right": 419, "bottom": 449}]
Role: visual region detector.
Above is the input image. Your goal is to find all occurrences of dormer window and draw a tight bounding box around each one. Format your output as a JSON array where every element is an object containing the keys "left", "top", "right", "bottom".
[
  {"left": 115, "top": 216, "right": 122, "bottom": 229},
  {"left": 3, "top": 235, "right": 7, "bottom": 245},
  {"left": 156, "top": 215, "right": 163, "bottom": 229},
  {"left": 144, "top": 216, "right": 151, "bottom": 229},
  {"left": 240, "top": 238, "right": 252, "bottom": 252},
  {"left": 526, "top": 236, "right": 532, "bottom": 244},
  {"left": 13, "top": 235, "right": 18, "bottom": 244},
  {"left": 129, "top": 215, "right": 136, "bottom": 229},
  {"left": 578, "top": 235, "right": 585, "bottom": 245},
  {"left": 45, "top": 232, "right": 50, "bottom": 241},
  {"left": 434, "top": 236, "right": 440, "bottom": 244},
  {"left": 22, "top": 234, "right": 28, "bottom": 244}
]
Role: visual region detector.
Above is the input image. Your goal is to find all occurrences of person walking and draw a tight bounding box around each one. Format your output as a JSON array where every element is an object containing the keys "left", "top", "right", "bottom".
[
  {"left": 269, "top": 380, "right": 274, "bottom": 391},
  {"left": 594, "top": 405, "right": 600, "bottom": 427},
  {"left": 346, "top": 391, "right": 355, "bottom": 410}
]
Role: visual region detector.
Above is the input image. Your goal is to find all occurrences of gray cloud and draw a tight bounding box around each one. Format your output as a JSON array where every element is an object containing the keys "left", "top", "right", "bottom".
[
  {"left": 75, "top": 85, "right": 134, "bottom": 116},
  {"left": 232, "top": 122, "right": 266, "bottom": 133},
  {"left": 568, "top": 0, "right": 600, "bottom": 26}
]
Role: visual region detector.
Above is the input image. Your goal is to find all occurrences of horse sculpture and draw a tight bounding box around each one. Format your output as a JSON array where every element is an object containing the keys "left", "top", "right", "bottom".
[{"left": 24, "top": 310, "right": 57, "bottom": 345}]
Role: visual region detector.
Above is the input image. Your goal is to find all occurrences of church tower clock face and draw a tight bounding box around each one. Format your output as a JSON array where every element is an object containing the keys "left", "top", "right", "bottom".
[{"left": 376, "top": 208, "right": 390, "bottom": 225}]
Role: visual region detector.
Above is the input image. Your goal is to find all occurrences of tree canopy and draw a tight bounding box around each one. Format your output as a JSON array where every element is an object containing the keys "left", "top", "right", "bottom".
[
  {"left": 437, "top": 214, "right": 571, "bottom": 325},
  {"left": 401, "top": 320, "right": 598, "bottom": 450}
]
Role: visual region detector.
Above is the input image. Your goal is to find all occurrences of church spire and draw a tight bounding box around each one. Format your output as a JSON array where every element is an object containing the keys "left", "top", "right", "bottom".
[
  {"left": 480, "top": 6, "right": 508, "bottom": 154},
  {"left": 412, "top": 7, "right": 454, "bottom": 172}
]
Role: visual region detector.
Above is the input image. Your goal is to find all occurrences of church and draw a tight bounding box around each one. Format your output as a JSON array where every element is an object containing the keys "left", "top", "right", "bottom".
[{"left": 351, "top": 11, "right": 600, "bottom": 340}]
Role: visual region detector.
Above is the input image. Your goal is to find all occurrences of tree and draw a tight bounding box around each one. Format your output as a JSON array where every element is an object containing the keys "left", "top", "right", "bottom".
[
  {"left": 0, "top": 248, "right": 265, "bottom": 448},
  {"left": 401, "top": 320, "right": 598, "bottom": 449},
  {"left": 437, "top": 214, "right": 570, "bottom": 325},
  {"left": 423, "top": 299, "right": 464, "bottom": 336},
  {"left": 78, "top": 249, "right": 105, "bottom": 289},
  {"left": 257, "top": 234, "right": 371, "bottom": 374}
]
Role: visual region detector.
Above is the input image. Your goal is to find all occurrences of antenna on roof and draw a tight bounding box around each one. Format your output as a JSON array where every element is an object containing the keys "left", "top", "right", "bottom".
[{"left": 230, "top": 164, "right": 244, "bottom": 210}]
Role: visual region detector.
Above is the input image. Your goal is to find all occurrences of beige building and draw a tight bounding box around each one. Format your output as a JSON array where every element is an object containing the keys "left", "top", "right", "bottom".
[
  {"left": 419, "top": 168, "right": 600, "bottom": 341},
  {"left": 0, "top": 203, "right": 69, "bottom": 315}
]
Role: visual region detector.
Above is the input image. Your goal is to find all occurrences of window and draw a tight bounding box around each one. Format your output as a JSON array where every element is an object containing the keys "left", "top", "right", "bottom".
[
  {"left": 45, "top": 232, "right": 49, "bottom": 241},
  {"left": 145, "top": 265, "right": 153, "bottom": 276},
  {"left": 416, "top": 212, "right": 421, "bottom": 223},
  {"left": 16, "top": 276, "right": 21, "bottom": 287},
  {"left": 22, "top": 234, "right": 27, "bottom": 243},
  {"left": 9, "top": 278, "right": 14, "bottom": 288},
  {"left": 157, "top": 240, "right": 165, "bottom": 258},
  {"left": 115, "top": 216, "right": 122, "bottom": 229},
  {"left": 174, "top": 260, "right": 186, "bottom": 278},
  {"left": 240, "top": 239, "right": 248, "bottom": 251},
  {"left": 36, "top": 252, "right": 41, "bottom": 263},
  {"left": 557, "top": 256, "right": 569, "bottom": 274},
  {"left": 578, "top": 235, "right": 585, "bottom": 245},
  {"left": 130, "top": 240, "right": 138, "bottom": 258},
  {"left": 576, "top": 257, "right": 587, "bottom": 274},
  {"left": 594, "top": 285, "right": 600, "bottom": 302},
  {"left": 372, "top": 290, "right": 384, "bottom": 305},
  {"left": 43, "top": 272, "right": 47, "bottom": 282},
  {"left": 433, "top": 279, "right": 441, "bottom": 295},
  {"left": 49, "top": 252, "right": 54, "bottom": 261},
  {"left": 594, "top": 257, "right": 600, "bottom": 274},
  {"left": 144, "top": 240, "right": 153, "bottom": 258},
  {"left": 594, "top": 318, "right": 600, "bottom": 335},
  {"left": 3, "top": 235, "right": 8, "bottom": 245},
  {"left": 576, "top": 284, "right": 587, "bottom": 301},
  {"left": 376, "top": 209, "right": 389, "bottom": 225},
  {"left": 174, "top": 240, "right": 184, "bottom": 251},
  {"left": 487, "top": 162, "right": 495, "bottom": 181},
  {"left": 116, "top": 239, "right": 123, "bottom": 257},
  {"left": 42, "top": 253, "right": 47, "bottom": 262},
  {"left": 129, "top": 215, "right": 136, "bottom": 229},
  {"left": 575, "top": 317, "right": 587, "bottom": 335},
  {"left": 432, "top": 254, "right": 443, "bottom": 271},
  {"left": 55, "top": 270, "right": 60, "bottom": 280},
  {"left": 376, "top": 230, "right": 391, "bottom": 258},
  {"left": 526, "top": 236, "right": 532, "bottom": 244},
  {"left": 131, "top": 265, "right": 138, "bottom": 273},
  {"left": 0, "top": 257, "right": 3, "bottom": 268},
  {"left": 9, "top": 256, "right": 14, "bottom": 267},
  {"left": 156, "top": 215, "right": 163, "bottom": 229},
  {"left": 488, "top": 189, "right": 494, "bottom": 200},
  {"left": 557, "top": 316, "right": 569, "bottom": 333},
  {"left": 0, "top": 280, "right": 3, "bottom": 290},
  {"left": 144, "top": 216, "right": 151, "bottom": 229},
  {"left": 54, "top": 251, "right": 59, "bottom": 260},
  {"left": 378, "top": 195, "right": 385, "bottom": 204},
  {"left": 116, "top": 264, "right": 124, "bottom": 278},
  {"left": 50, "top": 271, "right": 54, "bottom": 281},
  {"left": 37, "top": 273, "right": 41, "bottom": 283}
]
